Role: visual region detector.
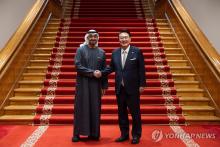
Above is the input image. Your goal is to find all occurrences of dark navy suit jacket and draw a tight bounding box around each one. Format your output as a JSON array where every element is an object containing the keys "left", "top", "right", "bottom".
[{"left": 103, "top": 46, "right": 146, "bottom": 94}]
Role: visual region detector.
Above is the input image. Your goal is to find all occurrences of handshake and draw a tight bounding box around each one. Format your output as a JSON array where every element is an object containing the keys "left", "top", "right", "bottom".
[{"left": 93, "top": 70, "right": 102, "bottom": 78}]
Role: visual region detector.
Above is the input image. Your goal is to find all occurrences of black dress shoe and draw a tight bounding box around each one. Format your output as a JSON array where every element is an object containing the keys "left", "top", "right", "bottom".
[
  {"left": 115, "top": 135, "right": 129, "bottom": 142},
  {"left": 88, "top": 136, "right": 100, "bottom": 141},
  {"left": 131, "top": 137, "right": 140, "bottom": 144},
  {"left": 72, "top": 135, "right": 80, "bottom": 142}
]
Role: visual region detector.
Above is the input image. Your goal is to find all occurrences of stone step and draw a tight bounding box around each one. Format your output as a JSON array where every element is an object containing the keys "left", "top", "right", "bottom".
[
  {"left": 182, "top": 106, "right": 215, "bottom": 116},
  {"left": 170, "top": 66, "right": 192, "bottom": 73},
  {"left": 45, "top": 26, "right": 172, "bottom": 31},
  {"left": 22, "top": 73, "right": 46, "bottom": 80},
  {"left": 42, "top": 31, "right": 174, "bottom": 37},
  {"left": 21, "top": 72, "right": 197, "bottom": 81},
  {"left": 18, "top": 80, "right": 44, "bottom": 88},
  {"left": 24, "top": 65, "right": 192, "bottom": 73},
  {"left": 9, "top": 96, "right": 39, "bottom": 105},
  {"left": 0, "top": 115, "right": 34, "bottom": 124},
  {"left": 34, "top": 47, "right": 183, "bottom": 54},
  {"left": 14, "top": 88, "right": 41, "bottom": 96},
  {"left": 185, "top": 115, "right": 220, "bottom": 124},
  {"left": 168, "top": 60, "right": 188, "bottom": 66},
  {"left": 28, "top": 59, "right": 188, "bottom": 66},
  {"left": 3, "top": 105, "right": 215, "bottom": 116},
  {"left": 37, "top": 40, "right": 178, "bottom": 45},
  {"left": 40, "top": 36, "right": 176, "bottom": 43},
  {"left": 174, "top": 81, "right": 200, "bottom": 88},
  {"left": 47, "top": 22, "right": 170, "bottom": 28},
  {"left": 177, "top": 88, "right": 204, "bottom": 97},
  {"left": 180, "top": 97, "right": 210, "bottom": 105},
  {"left": 172, "top": 73, "right": 196, "bottom": 81},
  {"left": 4, "top": 105, "right": 36, "bottom": 115},
  {"left": 31, "top": 53, "right": 185, "bottom": 60},
  {"left": 9, "top": 95, "right": 210, "bottom": 106},
  {"left": 3, "top": 114, "right": 218, "bottom": 125},
  {"left": 13, "top": 87, "right": 204, "bottom": 97},
  {"left": 18, "top": 79, "right": 199, "bottom": 89}
]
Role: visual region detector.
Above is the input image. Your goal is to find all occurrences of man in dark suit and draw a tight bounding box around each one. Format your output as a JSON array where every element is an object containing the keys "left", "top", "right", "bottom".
[{"left": 101, "top": 29, "right": 146, "bottom": 144}]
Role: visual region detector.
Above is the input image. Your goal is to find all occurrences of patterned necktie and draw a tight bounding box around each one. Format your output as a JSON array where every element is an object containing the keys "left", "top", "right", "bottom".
[{"left": 121, "top": 50, "right": 127, "bottom": 86}]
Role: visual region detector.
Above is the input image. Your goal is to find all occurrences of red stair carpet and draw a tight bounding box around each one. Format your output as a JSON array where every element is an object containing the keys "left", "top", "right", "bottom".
[
  {"left": 33, "top": 0, "right": 185, "bottom": 125},
  {"left": 0, "top": 125, "right": 220, "bottom": 147}
]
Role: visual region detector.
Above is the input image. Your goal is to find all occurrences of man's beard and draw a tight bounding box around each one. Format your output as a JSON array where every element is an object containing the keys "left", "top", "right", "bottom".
[{"left": 89, "top": 40, "right": 97, "bottom": 45}]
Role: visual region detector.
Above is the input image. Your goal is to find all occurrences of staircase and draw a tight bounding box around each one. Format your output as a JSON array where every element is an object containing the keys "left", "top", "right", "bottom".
[{"left": 0, "top": 0, "right": 220, "bottom": 125}]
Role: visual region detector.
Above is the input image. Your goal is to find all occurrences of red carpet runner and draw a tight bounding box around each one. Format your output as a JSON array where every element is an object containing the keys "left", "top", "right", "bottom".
[
  {"left": 33, "top": 0, "right": 185, "bottom": 125},
  {"left": 1, "top": 125, "right": 220, "bottom": 147}
]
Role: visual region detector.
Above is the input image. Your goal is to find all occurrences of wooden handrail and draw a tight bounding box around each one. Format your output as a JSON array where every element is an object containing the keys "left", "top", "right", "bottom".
[
  {"left": 0, "top": 0, "right": 61, "bottom": 110},
  {"left": 154, "top": 0, "right": 220, "bottom": 113},
  {"left": 0, "top": 0, "right": 48, "bottom": 75},
  {"left": 170, "top": 0, "right": 220, "bottom": 78}
]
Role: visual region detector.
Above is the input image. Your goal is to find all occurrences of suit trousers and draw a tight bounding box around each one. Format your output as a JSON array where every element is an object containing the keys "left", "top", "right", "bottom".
[{"left": 116, "top": 85, "right": 142, "bottom": 138}]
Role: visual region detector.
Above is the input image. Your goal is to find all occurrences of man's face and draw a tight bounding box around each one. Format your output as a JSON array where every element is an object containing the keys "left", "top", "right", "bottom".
[
  {"left": 87, "top": 34, "right": 98, "bottom": 47},
  {"left": 119, "top": 32, "right": 131, "bottom": 49}
]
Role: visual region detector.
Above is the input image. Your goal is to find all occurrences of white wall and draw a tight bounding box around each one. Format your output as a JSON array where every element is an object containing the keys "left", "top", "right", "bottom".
[
  {"left": 0, "top": 0, "right": 219, "bottom": 54},
  {"left": 0, "top": 0, "right": 35, "bottom": 50},
  {"left": 180, "top": 0, "right": 220, "bottom": 54}
]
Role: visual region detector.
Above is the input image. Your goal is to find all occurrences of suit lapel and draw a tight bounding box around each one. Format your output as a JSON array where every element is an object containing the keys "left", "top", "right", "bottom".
[{"left": 116, "top": 49, "right": 123, "bottom": 70}]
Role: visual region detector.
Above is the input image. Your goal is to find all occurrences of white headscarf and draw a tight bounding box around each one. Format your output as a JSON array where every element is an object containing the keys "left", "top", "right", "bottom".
[{"left": 80, "top": 29, "right": 99, "bottom": 47}]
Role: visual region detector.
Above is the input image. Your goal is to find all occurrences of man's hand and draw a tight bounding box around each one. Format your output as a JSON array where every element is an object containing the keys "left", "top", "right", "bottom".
[
  {"left": 139, "top": 87, "right": 145, "bottom": 93},
  {"left": 101, "top": 89, "right": 106, "bottom": 96},
  {"left": 93, "top": 70, "right": 102, "bottom": 78}
]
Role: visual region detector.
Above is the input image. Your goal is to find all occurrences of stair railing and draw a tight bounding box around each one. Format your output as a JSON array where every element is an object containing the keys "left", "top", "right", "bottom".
[
  {"left": 153, "top": 0, "right": 220, "bottom": 115},
  {"left": 0, "top": 0, "right": 62, "bottom": 113}
]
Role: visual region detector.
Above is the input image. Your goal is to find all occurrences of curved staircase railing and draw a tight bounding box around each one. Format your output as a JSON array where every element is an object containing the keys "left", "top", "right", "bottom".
[
  {"left": 154, "top": 0, "right": 220, "bottom": 115},
  {"left": 0, "top": 0, "right": 62, "bottom": 113}
]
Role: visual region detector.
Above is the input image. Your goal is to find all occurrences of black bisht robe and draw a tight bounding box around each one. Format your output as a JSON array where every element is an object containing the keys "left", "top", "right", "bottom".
[{"left": 73, "top": 45, "right": 108, "bottom": 137}]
